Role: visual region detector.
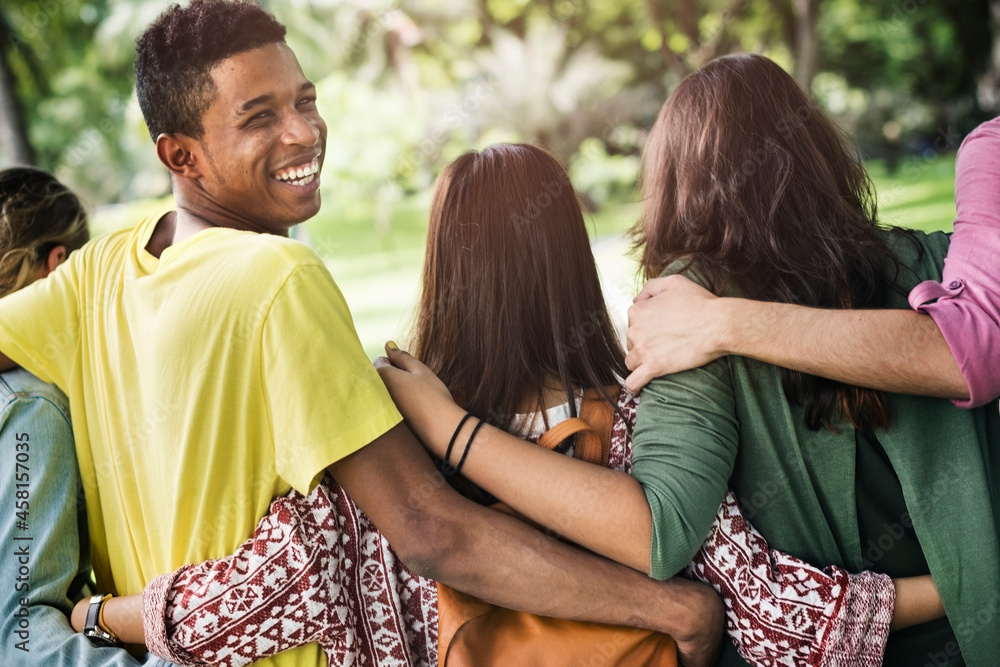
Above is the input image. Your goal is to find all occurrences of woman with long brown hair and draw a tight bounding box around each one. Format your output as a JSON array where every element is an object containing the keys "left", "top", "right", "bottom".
[
  {"left": 622, "top": 56, "right": 1000, "bottom": 667},
  {"left": 412, "top": 144, "right": 625, "bottom": 440}
]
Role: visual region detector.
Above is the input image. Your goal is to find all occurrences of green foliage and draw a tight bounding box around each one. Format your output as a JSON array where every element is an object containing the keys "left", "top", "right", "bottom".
[
  {"left": 2, "top": 1, "right": 139, "bottom": 186},
  {"left": 818, "top": 0, "right": 992, "bottom": 147},
  {"left": 1, "top": 0, "right": 994, "bottom": 212}
]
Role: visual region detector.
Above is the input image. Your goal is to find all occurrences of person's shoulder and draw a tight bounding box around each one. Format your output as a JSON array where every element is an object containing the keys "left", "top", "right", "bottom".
[
  {"left": 962, "top": 115, "right": 1000, "bottom": 145},
  {"left": 224, "top": 230, "right": 327, "bottom": 274},
  {"left": 879, "top": 227, "right": 950, "bottom": 292},
  {"left": 68, "top": 213, "right": 157, "bottom": 272},
  {"left": 0, "top": 369, "right": 70, "bottom": 418},
  {"left": 660, "top": 259, "right": 744, "bottom": 298}
]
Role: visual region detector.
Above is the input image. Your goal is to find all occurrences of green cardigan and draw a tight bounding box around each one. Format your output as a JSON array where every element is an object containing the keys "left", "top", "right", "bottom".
[{"left": 632, "top": 229, "right": 1000, "bottom": 666}]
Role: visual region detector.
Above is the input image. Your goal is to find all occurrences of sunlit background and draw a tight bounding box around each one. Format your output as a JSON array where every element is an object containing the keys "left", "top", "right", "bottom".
[{"left": 2, "top": 0, "right": 997, "bottom": 355}]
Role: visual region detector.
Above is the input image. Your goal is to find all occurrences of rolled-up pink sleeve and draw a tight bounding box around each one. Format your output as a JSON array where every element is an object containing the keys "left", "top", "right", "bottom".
[{"left": 909, "top": 116, "right": 1000, "bottom": 408}]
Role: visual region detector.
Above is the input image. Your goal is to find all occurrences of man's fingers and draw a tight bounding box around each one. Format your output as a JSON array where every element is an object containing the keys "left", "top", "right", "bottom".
[
  {"left": 624, "top": 365, "right": 656, "bottom": 394},
  {"left": 625, "top": 347, "right": 641, "bottom": 371},
  {"left": 634, "top": 276, "right": 674, "bottom": 302}
]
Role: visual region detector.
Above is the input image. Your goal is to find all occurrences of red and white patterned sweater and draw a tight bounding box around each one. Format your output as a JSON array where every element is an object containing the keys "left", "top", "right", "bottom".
[{"left": 143, "top": 390, "right": 893, "bottom": 667}]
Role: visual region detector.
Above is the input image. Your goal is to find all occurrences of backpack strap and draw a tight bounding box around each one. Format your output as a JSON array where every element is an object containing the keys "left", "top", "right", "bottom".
[
  {"left": 576, "top": 387, "right": 616, "bottom": 467},
  {"left": 535, "top": 387, "right": 618, "bottom": 468}
]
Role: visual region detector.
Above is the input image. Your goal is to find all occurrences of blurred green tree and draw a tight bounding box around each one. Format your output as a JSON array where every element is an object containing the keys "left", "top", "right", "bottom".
[{"left": 1, "top": 0, "right": 996, "bottom": 208}]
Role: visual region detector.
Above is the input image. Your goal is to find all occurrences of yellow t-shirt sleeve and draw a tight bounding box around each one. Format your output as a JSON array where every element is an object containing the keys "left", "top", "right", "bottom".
[
  {"left": 0, "top": 252, "right": 81, "bottom": 389},
  {"left": 262, "top": 263, "right": 402, "bottom": 495}
]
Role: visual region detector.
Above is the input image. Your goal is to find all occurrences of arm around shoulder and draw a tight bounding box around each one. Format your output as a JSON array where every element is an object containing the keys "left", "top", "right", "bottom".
[{"left": 627, "top": 275, "right": 968, "bottom": 400}]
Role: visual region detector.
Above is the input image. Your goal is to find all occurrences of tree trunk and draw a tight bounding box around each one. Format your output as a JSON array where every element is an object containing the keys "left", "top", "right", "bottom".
[
  {"left": 791, "top": 0, "right": 820, "bottom": 93},
  {"left": 0, "top": 40, "right": 34, "bottom": 166},
  {"left": 643, "top": 0, "right": 689, "bottom": 78},
  {"left": 677, "top": 0, "right": 700, "bottom": 46},
  {"left": 979, "top": 0, "right": 1000, "bottom": 111}
]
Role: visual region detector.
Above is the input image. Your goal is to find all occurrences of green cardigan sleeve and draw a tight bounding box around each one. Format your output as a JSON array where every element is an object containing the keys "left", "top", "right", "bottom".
[{"left": 632, "top": 356, "right": 738, "bottom": 579}]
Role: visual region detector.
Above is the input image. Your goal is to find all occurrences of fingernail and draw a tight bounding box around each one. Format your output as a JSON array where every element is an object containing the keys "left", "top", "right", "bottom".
[{"left": 386, "top": 340, "right": 399, "bottom": 350}]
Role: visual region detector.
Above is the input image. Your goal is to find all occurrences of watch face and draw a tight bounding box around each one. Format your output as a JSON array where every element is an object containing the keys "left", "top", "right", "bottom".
[{"left": 84, "top": 632, "right": 121, "bottom": 649}]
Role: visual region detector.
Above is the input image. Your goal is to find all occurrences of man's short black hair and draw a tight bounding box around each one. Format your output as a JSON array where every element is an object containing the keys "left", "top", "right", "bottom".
[{"left": 134, "top": 0, "right": 287, "bottom": 140}]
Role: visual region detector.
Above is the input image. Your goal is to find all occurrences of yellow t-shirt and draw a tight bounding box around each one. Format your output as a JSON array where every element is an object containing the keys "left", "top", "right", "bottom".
[{"left": 0, "top": 212, "right": 402, "bottom": 667}]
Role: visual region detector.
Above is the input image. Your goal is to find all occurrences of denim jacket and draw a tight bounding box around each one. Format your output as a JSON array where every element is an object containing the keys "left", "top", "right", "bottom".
[{"left": 0, "top": 369, "right": 169, "bottom": 666}]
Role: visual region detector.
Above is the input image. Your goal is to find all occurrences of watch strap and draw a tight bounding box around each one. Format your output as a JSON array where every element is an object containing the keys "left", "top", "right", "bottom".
[{"left": 83, "top": 594, "right": 124, "bottom": 648}]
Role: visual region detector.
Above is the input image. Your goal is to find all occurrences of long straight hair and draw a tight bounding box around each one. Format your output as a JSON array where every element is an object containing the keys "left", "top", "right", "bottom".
[
  {"left": 632, "top": 54, "right": 907, "bottom": 431},
  {"left": 411, "top": 143, "right": 626, "bottom": 430}
]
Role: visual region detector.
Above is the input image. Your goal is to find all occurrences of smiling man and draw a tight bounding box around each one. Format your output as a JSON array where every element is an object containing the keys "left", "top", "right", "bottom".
[{"left": 0, "top": 2, "right": 721, "bottom": 666}]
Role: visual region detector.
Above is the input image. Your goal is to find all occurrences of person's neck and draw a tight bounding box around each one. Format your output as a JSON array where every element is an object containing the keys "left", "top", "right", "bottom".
[
  {"left": 537, "top": 378, "right": 580, "bottom": 411},
  {"left": 145, "top": 190, "right": 289, "bottom": 259},
  {"left": 144, "top": 208, "right": 214, "bottom": 259}
]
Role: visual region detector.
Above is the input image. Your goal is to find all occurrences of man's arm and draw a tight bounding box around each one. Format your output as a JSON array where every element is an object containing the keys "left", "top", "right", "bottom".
[
  {"left": 0, "top": 352, "right": 15, "bottom": 372},
  {"left": 330, "top": 422, "right": 725, "bottom": 667},
  {"left": 624, "top": 274, "right": 968, "bottom": 399}
]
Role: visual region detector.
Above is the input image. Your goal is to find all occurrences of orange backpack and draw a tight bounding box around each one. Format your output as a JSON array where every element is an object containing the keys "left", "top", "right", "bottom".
[{"left": 436, "top": 388, "right": 678, "bottom": 666}]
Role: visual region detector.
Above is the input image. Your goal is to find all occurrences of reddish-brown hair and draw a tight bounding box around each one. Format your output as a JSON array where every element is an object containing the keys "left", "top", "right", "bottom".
[
  {"left": 632, "top": 54, "right": 910, "bottom": 431},
  {"left": 412, "top": 143, "right": 626, "bottom": 430}
]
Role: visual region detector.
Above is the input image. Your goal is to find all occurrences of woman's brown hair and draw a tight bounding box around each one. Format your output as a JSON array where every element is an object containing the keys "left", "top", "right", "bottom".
[
  {"left": 632, "top": 54, "right": 908, "bottom": 431},
  {"left": 411, "top": 143, "right": 626, "bottom": 430},
  {"left": 0, "top": 167, "right": 89, "bottom": 298}
]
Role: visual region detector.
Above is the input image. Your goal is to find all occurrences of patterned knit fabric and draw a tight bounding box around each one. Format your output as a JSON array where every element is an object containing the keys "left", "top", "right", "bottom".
[
  {"left": 142, "top": 388, "right": 893, "bottom": 667},
  {"left": 143, "top": 477, "right": 437, "bottom": 667}
]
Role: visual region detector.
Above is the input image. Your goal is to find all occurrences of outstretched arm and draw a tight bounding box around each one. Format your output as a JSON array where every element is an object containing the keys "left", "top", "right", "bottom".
[
  {"left": 687, "top": 491, "right": 943, "bottom": 667},
  {"left": 624, "top": 275, "right": 967, "bottom": 399},
  {"left": 375, "top": 346, "right": 654, "bottom": 573}
]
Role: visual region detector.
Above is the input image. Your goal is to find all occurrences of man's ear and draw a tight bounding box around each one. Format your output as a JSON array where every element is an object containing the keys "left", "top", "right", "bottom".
[
  {"left": 155, "top": 133, "right": 202, "bottom": 179},
  {"left": 42, "top": 245, "right": 67, "bottom": 277}
]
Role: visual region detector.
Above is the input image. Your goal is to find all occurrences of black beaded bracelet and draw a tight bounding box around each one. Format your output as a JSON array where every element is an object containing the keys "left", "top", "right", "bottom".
[
  {"left": 443, "top": 412, "right": 474, "bottom": 474},
  {"left": 453, "top": 418, "right": 486, "bottom": 475}
]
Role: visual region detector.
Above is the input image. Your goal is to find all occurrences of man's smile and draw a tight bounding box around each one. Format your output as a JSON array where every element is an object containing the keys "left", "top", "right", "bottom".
[{"left": 272, "top": 155, "right": 321, "bottom": 187}]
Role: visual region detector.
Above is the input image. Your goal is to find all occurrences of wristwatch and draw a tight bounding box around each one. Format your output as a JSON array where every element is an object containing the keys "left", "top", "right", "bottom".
[{"left": 82, "top": 593, "right": 125, "bottom": 648}]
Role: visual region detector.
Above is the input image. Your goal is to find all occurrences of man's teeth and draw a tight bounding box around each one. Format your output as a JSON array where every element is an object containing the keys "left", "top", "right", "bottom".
[{"left": 274, "top": 158, "right": 320, "bottom": 184}]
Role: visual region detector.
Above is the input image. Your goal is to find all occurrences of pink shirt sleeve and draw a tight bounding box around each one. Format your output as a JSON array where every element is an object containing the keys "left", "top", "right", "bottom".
[{"left": 909, "top": 116, "right": 1000, "bottom": 407}]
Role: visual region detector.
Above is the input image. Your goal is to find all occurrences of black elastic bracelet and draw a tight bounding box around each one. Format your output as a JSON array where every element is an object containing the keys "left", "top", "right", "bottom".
[
  {"left": 453, "top": 418, "right": 486, "bottom": 475},
  {"left": 444, "top": 413, "right": 474, "bottom": 471}
]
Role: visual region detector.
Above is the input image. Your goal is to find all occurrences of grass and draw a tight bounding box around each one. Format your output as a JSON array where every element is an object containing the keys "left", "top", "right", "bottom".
[
  {"left": 867, "top": 154, "right": 956, "bottom": 233},
  {"left": 90, "top": 153, "right": 957, "bottom": 358}
]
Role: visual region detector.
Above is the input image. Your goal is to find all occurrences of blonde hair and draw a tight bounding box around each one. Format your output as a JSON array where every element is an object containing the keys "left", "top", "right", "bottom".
[{"left": 0, "top": 168, "right": 88, "bottom": 298}]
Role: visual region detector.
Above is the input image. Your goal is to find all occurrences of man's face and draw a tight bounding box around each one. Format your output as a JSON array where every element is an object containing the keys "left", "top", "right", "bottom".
[{"left": 193, "top": 43, "right": 327, "bottom": 235}]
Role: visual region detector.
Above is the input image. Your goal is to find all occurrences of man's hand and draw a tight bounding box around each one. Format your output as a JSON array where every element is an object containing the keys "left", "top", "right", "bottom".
[
  {"left": 666, "top": 578, "right": 726, "bottom": 667},
  {"left": 625, "top": 275, "right": 728, "bottom": 393}
]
